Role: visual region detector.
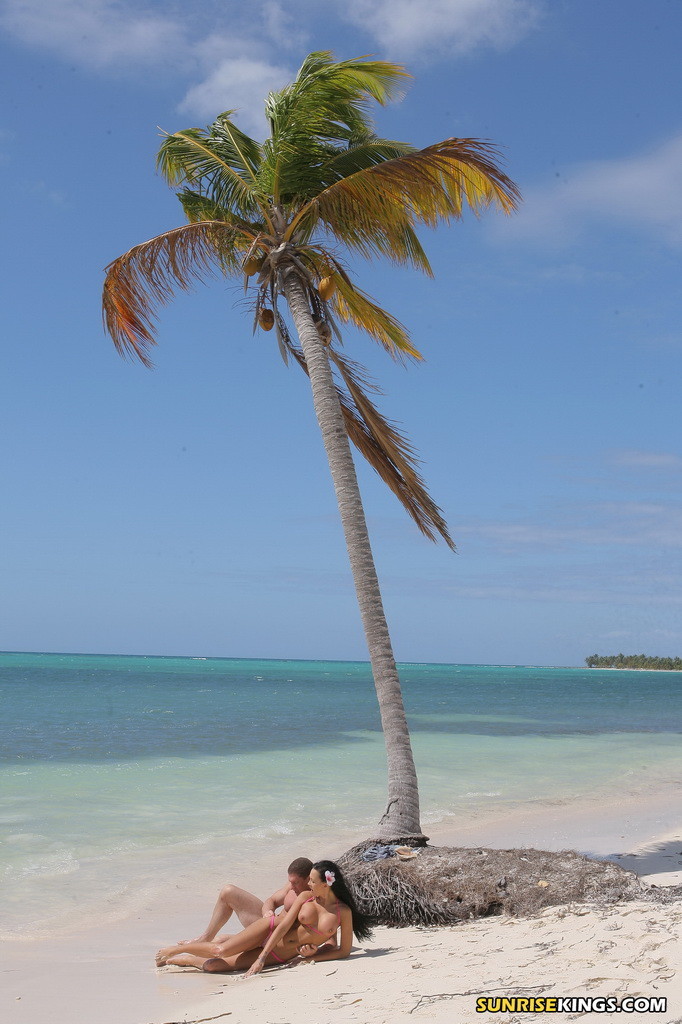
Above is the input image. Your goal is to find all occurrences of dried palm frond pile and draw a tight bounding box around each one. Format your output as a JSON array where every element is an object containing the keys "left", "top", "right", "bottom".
[{"left": 339, "top": 842, "right": 644, "bottom": 927}]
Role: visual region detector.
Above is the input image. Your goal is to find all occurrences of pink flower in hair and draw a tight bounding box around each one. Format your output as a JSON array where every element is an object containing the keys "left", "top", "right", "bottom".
[{"left": 325, "top": 870, "right": 336, "bottom": 886}]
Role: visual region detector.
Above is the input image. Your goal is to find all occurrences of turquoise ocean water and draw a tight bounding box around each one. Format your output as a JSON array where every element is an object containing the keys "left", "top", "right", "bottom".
[{"left": 2, "top": 652, "right": 681, "bottom": 939}]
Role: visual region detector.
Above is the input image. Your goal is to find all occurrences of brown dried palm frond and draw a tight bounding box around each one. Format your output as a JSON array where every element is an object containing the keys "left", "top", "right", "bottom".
[
  {"left": 282, "top": 337, "right": 454, "bottom": 548},
  {"left": 339, "top": 843, "right": 642, "bottom": 927},
  {"left": 330, "top": 349, "right": 454, "bottom": 548},
  {"left": 102, "top": 221, "right": 247, "bottom": 367}
]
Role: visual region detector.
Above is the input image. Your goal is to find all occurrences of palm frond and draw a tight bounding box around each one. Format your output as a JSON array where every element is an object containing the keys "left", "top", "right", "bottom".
[
  {"left": 266, "top": 52, "right": 409, "bottom": 146},
  {"left": 293, "top": 199, "right": 433, "bottom": 270},
  {"left": 261, "top": 53, "right": 410, "bottom": 207},
  {"left": 176, "top": 188, "right": 262, "bottom": 233},
  {"left": 178, "top": 189, "right": 232, "bottom": 223},
  {"left": 209, "top": 113, "right": 262, "bottom": 179},
  {"left": 157, "top": 120, "right": 270, "bottom": 225},
  {"left": 371, "top": 137, "right": 521, "bottom": 219},
  {"left": 273, "top": 136, "right": 419, "bottom": 226},
  {"left": 288, "top": 138, "right": 520, "bottom": 266},
  {"left": 102, "top": 221, "right": 244, "bottom": 366},
  {"left": 289, "top": 245, "right": 421, "bottom": 360},
  {"left": 284, "top": 339, "right": 453, "bottom": 547},
  {"left": 330, "top": 349, "right": 454, "bottom": 547},
  {"left": 316, "top": 136, "right": 416, "bottom": 184},
  {"left": 332, "top": 275, "right": 423, "bottom": 362}
]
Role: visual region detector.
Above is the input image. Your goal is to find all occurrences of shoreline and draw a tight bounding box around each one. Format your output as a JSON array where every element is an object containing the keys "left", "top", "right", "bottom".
[
  {"left": 6, "top": 762, "right": 682, "bottom": 945},
  {"left": 3, "top": 785, "right": 682, "bottom": 1024},
  {"left": 6, "top": 740, "right": 680, "bottom": 945}
]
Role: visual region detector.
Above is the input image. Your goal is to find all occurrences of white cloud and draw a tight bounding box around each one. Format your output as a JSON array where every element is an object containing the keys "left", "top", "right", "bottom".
[
  {"left": 0, "top": 0, "right": 184, "bottom": 68},
  {"left": 1, "top": 0, "right": 543, "bottom": 133},
  {"left": 456, "top": 498, "right": 682, "bottom": 552},
  {"left": 26, "top": 179, "right": 67, "bottom": 207},
  {"left": 496, "top": 133, "right": 682, "bottom": 247},
  {"left": 343, "top": 0, "right": 541, "bottom": 58},
  {"left": 178, "top": 54, "right": 292, "bottom": 135},
  {"left": 260, "top": 1, "right": 307, "bottom": 51},
  {"left": 611, "top": 449, "right": 682, "bottom": 470},
  {"left": 0, "top": 1, "right": 294, "bottom": 135}
]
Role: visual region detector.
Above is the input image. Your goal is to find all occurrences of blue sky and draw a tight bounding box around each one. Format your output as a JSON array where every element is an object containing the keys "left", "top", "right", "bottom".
[{"left": 1, "top": 0, "right": 680, "bottom": 666}]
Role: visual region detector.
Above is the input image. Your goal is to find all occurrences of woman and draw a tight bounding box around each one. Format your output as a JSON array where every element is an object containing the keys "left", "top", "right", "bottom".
[{"left": 156, "top": 860, "right": 372, "bottom": 974}]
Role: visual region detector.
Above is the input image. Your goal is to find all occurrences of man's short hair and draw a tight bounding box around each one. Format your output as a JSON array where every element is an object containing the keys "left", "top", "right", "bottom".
[{"left": 287, "top": 857, "right": 313, "bottom": 878}]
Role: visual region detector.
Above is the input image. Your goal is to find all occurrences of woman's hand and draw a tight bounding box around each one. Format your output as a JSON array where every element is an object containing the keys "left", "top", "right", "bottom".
[
  {"left": 243, "top": 956, "right": 265, "bottom": 979},
  {"left": 297, "top": 943, "right": 317, "bottom": 958}
]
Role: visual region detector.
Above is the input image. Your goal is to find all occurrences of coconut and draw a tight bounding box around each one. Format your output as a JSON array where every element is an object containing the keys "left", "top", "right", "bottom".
[
  {"left": 318, "top": 275, "right": 336, "bottom": 300},
  {"left": 258, "top": 308, "right": 275, "bottom": 331},
  {"left": 244, "top": 255, "right": 265, "bottom": 277}
]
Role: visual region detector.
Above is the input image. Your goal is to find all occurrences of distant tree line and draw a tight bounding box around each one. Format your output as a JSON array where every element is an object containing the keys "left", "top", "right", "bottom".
[{"left": 586, "top": 653, "right": 682, "bottom": 670}]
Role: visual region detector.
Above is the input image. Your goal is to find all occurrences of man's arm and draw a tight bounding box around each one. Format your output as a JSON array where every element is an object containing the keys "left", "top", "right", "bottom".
[{"left": 261, "top": 883, "right": 290, "bottom": 916}]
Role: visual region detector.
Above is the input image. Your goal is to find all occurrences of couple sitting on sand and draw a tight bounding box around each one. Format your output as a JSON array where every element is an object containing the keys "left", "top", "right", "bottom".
[{"left": 156, "top": 857, "right": 371, "bottom": 977}]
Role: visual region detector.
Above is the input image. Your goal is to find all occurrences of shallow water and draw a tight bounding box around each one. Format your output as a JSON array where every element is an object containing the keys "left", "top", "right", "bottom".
[{"left": 2, "top": 653, "right": 681, "bottom": 937}]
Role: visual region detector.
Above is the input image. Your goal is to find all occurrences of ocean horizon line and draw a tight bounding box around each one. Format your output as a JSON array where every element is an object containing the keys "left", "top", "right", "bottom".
[{"left": 0, "top": 649, "right": 581, "bottom": 670}]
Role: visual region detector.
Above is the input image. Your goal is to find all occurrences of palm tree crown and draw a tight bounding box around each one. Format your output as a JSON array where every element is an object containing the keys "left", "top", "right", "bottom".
[
  {"left": 103, "top": 52, "right": 519, "bottom": 840},
  {"left": 104, "top": 51, "right": 518, "bottom": 548}
]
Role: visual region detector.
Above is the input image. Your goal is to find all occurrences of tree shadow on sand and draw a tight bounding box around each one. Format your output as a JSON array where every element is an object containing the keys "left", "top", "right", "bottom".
[{"left": 602, "top": 838, "right": 682, "bottom": 881}]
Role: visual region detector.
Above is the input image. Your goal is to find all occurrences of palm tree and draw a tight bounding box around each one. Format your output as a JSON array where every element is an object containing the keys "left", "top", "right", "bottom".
[{"left": 103, "top": 52, "right": 519, "bottom": 841}]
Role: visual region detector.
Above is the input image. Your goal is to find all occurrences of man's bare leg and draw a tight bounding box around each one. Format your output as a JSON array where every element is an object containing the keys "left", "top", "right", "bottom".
[{"left": 180, "top": 884, "right": 264, "bottom": 943}]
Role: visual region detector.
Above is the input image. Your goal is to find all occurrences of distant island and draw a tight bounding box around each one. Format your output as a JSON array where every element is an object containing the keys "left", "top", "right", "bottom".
[{"left": 586, "top": 654, "right": 682, "bottom": 670}]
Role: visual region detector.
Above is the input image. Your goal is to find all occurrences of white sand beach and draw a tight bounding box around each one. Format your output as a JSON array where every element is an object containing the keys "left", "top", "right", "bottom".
[{"left": 3, "top": 787, "right": 682, "bottom": 1024}]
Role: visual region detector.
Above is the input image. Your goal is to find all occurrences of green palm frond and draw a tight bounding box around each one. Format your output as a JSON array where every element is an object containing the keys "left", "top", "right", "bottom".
[
  {"left": 366, "top": 137, "right": 520, "bottom": 220},
  {"left": 273, "top": 136, "right": 420, "bottom": 228},
  {"left": 178, "top": 190, "right": 231, "bottom": 223},
  {"left": 262, "top": 52, "right": 410, "bottom": 206},
  {"left": 157, "top": 118, "right": 270, "bottom": 226},
  {"left": 288, "top": 137, "right": 519, "bottom": 266},
  {"left": 209, "top": 113, "right": 262, "bottom": 178},
  {"left": 315, "top": 136, "right": 416, "bottom": 185},
  {"left": 103, "top": 221, "right": 245, "bottom": 366},
  {"left": 175, "top": 188, "right": 258, "bottom": 230},
  {"left": 266, "top": 52, "right": 409, "bottom": 146}
]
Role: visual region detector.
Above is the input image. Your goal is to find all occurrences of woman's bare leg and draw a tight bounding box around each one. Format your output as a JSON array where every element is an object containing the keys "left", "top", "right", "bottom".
[
  {"left": 202, "top": 949, "right": 269, "bottom": 973},
  {"left": 165, "top": 952, "right": 208, "bottom": 970},
  {"left": 157, "top": 916, "right": 271, "bottom": 966},
  {"left": 157, "top": 940, "right": 220, "bottom": 966}
]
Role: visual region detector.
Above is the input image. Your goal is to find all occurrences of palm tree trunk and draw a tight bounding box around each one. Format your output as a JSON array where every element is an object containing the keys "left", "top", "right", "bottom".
[{"left": 282, "top": 270, "right": 424, "bottom": 841}]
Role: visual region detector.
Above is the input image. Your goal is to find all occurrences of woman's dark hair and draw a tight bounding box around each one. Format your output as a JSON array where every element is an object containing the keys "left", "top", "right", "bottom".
[{"left": 312, "top": 859, "right": 373, "bottom": 941}]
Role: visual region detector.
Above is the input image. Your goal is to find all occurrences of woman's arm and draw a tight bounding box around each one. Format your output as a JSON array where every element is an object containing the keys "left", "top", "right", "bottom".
[
  {"left": 242, "top": 890, "right": 309, "bottom": 977},
  {"left": 300, "top": 906, "right": 354, "bottom": 963}
]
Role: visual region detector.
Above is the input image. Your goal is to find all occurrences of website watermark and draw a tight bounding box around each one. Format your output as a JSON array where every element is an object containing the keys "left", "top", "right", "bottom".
[{"left": 476, "top": 996, "right": 667, "bottom": 1013}]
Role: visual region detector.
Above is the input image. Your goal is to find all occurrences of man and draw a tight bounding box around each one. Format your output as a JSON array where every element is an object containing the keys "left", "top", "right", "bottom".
[{"left": 182, "top": 857, "right": 313, "bottom": 944}]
